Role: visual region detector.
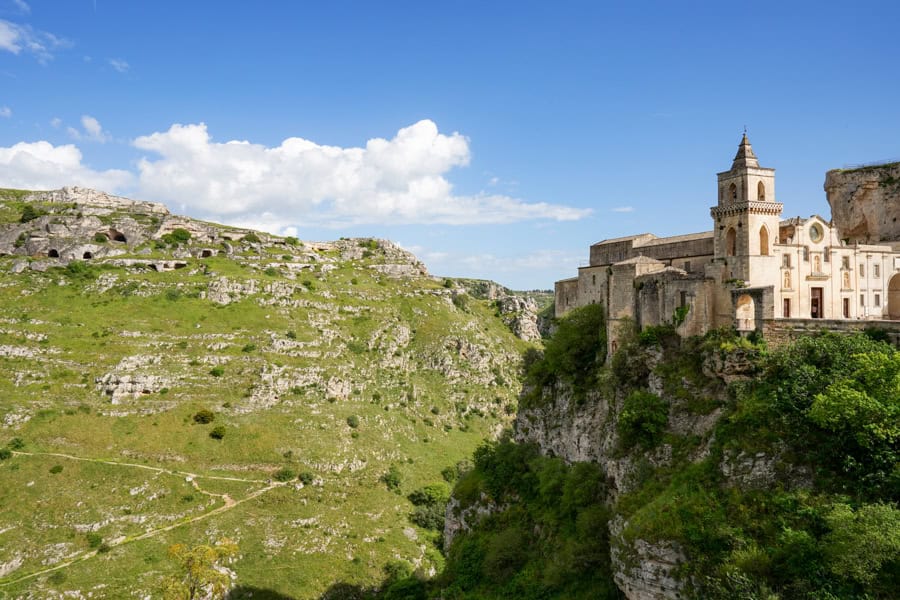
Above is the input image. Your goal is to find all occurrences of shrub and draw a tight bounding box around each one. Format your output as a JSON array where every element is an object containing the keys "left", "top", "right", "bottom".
[
  {"left": 264, "top": 266, "right": 279, "bottom": 276},
  {"left": 522, "top": 303, "right": 606, "bottom": 406},
  {"left": 62, "top": 261, "right": 98, "bottom": 282},
  {"left": 209, "top": 426, "right": 226, "bottom": 440},
  {"left": 93, "top": 232, "right": 108, "bottom": 243},
  {"left": 13, "top": 232, "right": 27, "bottom": 248},
  {"left": 0, "top": 448, "right": 11, "bottom": 460},
  {"left": 299, "top": 471, "right": 314, "bottom": 485},
  {"left": 241, "top": 343, "right": 256, "bottom": 353},
  {"left": 209, "top": 367, "right": 224, "bottom": 377},
  {"left": 86, "top": 532, "right": 103, "bottom": 548},
  {"left": 165, "top": 288, "right": 182, "bottom": 301},
  {"left": 301, "top": 279, "right": 316, "bottom": 291},
  {"left": 170, "top": 228, "right": 191, "bottom": 243},
  {"left": 381, "top": 465, "right": 402, "bottom": 493},
  {"left": 193, "top": 409, "right": 215, "bottom": 424},
  {"left": 284, "top": 236, "right": 299, "bottom": 246},
  {"left": 49, "top": 464, "right": 63, "bottom": 474},
  {"left": 441, "top": 466, "right": 458, "bottom": 483},
  {"left": 273, "top": 468, "right": 296, "bottom": 482},
  {"left": 408, "top": 483, "right": 450, "bottom": 507},
  {"left": 618, "top": 390, "right": 668, "bottom": 449},
  {"left": 242, "top": 232, "right": 261, "bottom": 244},
  {"left": 346, "top": 415, "right": 360, "bottom": 428},
  {"left": 410, "top": 503, "right": 446, "bottom": 530},
  {"left": 286, "top": 330, "right": 297, "bottom": 339},
  {"left": 451, "top": 293, "right": 469, "bottom": 311},
  {"left": 20, "top": 204, "right": 47, "bottom": 223},
  {"left": 8, "top": 437, "right": 24, "bottom": 450}
]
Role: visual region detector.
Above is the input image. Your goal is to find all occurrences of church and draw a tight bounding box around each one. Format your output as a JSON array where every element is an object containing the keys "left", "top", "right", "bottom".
[{"left": 554, "top": 135, "right": 900, "bottom": 350}]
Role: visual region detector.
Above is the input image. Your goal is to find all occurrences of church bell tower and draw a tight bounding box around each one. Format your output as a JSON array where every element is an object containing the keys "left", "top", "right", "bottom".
[{"left": 710, "top": 134, "right": 783, "bottom": 284}]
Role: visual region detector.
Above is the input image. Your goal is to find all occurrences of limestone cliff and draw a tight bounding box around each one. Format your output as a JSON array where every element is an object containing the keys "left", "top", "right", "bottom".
[{"left": 825, "top": 163, "right": 900, "bottom": 244}]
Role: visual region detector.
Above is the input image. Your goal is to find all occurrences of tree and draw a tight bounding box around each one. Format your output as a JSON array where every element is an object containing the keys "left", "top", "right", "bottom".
[{"left": 162, "top": 539, "right": 238, "bottom": 600}]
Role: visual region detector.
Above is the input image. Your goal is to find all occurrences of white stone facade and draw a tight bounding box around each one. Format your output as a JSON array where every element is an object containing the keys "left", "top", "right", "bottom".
[{"left": 555, "top": 135, "right": 900, "bottom": 345}]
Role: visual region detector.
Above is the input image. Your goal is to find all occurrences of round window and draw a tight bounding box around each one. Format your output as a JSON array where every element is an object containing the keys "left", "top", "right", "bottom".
[{"left": 809, "top": 223, "right": 823, "bottom": 243}]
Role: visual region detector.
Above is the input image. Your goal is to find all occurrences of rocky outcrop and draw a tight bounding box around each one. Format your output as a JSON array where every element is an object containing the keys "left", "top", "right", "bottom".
[
  {"left": 825, "top": 164, "right": 900, "bottom": 244},
  {"left": 610, "top": 517, "right": 685, "bottom": 600},
  {"left": 26, "top": 186, "right": 169, "bottom": 216},
  {"left": 495, "top": 295, "right": 543, "bottom": 341},
  {"left": 443, "top": 494, "right": 506, "bottom": 549}
]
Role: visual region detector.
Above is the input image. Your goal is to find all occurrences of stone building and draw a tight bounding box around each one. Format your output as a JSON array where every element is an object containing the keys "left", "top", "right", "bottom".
[{"left": 555, "top": 135, "right": 900, "bottom": 350}]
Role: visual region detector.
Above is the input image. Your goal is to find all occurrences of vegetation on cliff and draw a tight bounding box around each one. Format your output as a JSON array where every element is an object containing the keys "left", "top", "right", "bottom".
[{"left": 434, "top": 322, "right": 899, "bottom": 599}]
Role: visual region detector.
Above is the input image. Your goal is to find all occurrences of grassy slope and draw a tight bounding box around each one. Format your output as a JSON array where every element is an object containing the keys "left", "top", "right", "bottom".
[{"left": 0, "top": 208, "right": 530, "bottom": 597}]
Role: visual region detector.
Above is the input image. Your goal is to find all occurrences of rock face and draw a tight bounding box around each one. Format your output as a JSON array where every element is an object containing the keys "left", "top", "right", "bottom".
[
  {"left": 495, "top": 295, "right": 543, "bottom": 341},
  {"left": 825, "top": 164, "right": 900, "bottom": 244}
]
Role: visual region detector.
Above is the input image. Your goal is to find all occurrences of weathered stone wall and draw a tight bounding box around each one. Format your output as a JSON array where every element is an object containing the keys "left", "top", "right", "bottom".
[
  {"left": 761, "top": 317, "right": 900, "bottom": 348},
  {"left": 825, "top": 164, "right": 900, "bottom": 244}
]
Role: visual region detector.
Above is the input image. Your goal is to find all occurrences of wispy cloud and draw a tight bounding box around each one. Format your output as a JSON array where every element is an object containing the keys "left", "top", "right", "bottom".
[
  {"left": 11, "top": 0, "right": 29, "bottom": 15},
  {"left": 108, "top": 58, "right": 129, "bottom": 73},
  {"left": 67, "top": 115, "right": 111, "bottom": 143},
  {"left": 611, "top": 206, "right": 634, "bottom": 213},
  {"left": 50, "top": 116, "right": 61, "bottom": 128},
  {"left": 0, "top": 105, "right": 10, "bottom": 118},
  {"left": 0, "top": 18, "right": 69, "bottom": 63}
]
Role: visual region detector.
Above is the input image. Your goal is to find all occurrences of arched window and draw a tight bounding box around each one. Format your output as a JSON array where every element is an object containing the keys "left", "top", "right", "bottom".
[
  {"left": 730, "top": 182, "right": 737, "bottom": 201},
  {"left": 757, "top": 181, "right": 766, "bottom": 201},
  {"left": 726, "top": 227, "right": 737, "bottom": 257},
  {"left": 759, "top": 226, "right": 769, "bottom": 256}
]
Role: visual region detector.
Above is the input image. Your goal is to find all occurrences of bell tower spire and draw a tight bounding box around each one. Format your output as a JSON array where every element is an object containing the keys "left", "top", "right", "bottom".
[{"left": 732, "top": 132, "right": 759, "bottom": 169}]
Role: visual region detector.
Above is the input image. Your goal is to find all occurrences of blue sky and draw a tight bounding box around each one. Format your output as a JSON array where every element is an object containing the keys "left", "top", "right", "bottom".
[{"left": 2, "top": 1, "right": 900, "bottom": 289}]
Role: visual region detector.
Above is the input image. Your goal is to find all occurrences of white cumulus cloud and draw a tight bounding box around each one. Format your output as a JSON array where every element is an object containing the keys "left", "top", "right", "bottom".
[
  {"left": 0, "top": 140, "right": 133, "bottom": 191},
  {"left": 133, "top": 120, "right": 590, "bottom": 228},
  {"left": 0, "top": 19, "right": 68, "bottom": 63}
]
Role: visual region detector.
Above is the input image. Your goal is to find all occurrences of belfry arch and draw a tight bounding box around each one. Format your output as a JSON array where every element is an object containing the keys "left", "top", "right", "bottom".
[
  {"left": 757, "top": 181, "right": 766, "bottom": 201},
  {"left": 759, "top": 225, "right": 769, "bottom": 256}
]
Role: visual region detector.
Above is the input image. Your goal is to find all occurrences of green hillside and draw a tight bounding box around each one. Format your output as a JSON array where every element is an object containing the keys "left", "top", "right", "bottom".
[{"left": 0, "top": 189, "right": 533, "bottom": 598}]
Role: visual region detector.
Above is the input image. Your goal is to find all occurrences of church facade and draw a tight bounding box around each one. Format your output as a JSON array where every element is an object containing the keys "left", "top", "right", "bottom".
[{"left": 554, "top": 135, "right": 900, "bottom": 349}]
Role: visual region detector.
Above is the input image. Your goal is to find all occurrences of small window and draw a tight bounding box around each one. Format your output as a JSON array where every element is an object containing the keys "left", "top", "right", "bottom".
[
  {"left": 860, "top": 264, "right": 865, "bottom": 277},
  {"left": 843, "top": 298, "right": 850, "bottom": 318},
  {"left": 842, "top": 256, "right": 850, "bottom": 270},
  {"left": 875, "top": 293, "right": 881, "bottom": 307},
  {"left": 803, "top": 247, "right": 809, "bottom": 262},
  {"left": 782, "top": 254, "right": 791, "bottom": 268},
  {"left": 824, "top": 250, "right": 830, "bottom": 262},
  {"left": 860, "top": 294, "right": 865, "bottom": 307},
  {"left": 730, "top": 182, "right": 737, "bottom": 201},
  {"left": 592, "top": 274, "right": 596, "bottom": 285},
  {"left": 679, "top": 291, "right": 687, "bottom": 308},
  {"left": 874, "top": 264, "right": 880, "bottom": 277}
]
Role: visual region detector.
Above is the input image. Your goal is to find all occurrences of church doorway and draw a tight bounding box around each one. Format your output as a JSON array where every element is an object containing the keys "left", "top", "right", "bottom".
[
  {"left": 811, "top": 287, "right": 823, "bottom": 319},
  {"left": 889, "top": 274, "right": 900, "bottom": 320},
  {"left": 736, "top": 294, "right": 755, "bottom": 331}
]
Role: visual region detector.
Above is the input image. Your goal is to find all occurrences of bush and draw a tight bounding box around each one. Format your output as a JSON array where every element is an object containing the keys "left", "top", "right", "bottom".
[
  {"left": 241, "top": 343, "right": 256, "bottom": 353},
  {"left": 410, "top": 503, "right": 446, "bottom": 530},
  {"left": 408, "top": 483, "right": 450, "bottom": 507},
  {"left": 86, "top": 532, "right": 103, "bottom": 548},
  {"left": 273, "top": 468, "right": 296, "bottom": 482},
  {"left": 298, "top": 471, "right": 314, "bottom": 485},
  {"left": 170, "top": 228, "right": 191, "bottom": 243},
  {"left": 49, "top": 464, "right": 63, "bottom": 474},
  {"left": 193, "top": 409, "right": 215, "bottom": 424},
  {"left": 8, "top": 437, "right": 24, "bottom": 450},
  {"left": 209, "top": 367, "right": 224, "bottom": 377},
  {"left": 381, "top": 465, "right": 402, "bottom": 493},
  {"left": 522, "top": 303, "right": 606, "bottom": 406},
  {"left": 264, "top": 266, "right": 279, "bottom": 276},
  {"left": 618, "top": 390, "right": 668, "bottom": 449},
  {"left": 0, "top": 448, "right": 11, "bottom": 460},
  {"left": 209, "top": 426, "right": 225, "bottom": 440},
  {"left": 62, "top": 261, "right": 98, "bottom": 282},
  {"left": 93, "top": 232, "right": 108, "bottom": 243},
  {"left": 346, "top": 415, "right": 360, "bottom": 428},
  {"left": 441, "top": 466, "right": 458, "bottom": 483},
  {"left": 284, "top": 236, "right": 299, "bottom": 246},
  {"left": 20, "top": 204, "right": 47, "bottom": 223},
  {"left": 242, "top": 232, "right": 261, "bottom": 244}
]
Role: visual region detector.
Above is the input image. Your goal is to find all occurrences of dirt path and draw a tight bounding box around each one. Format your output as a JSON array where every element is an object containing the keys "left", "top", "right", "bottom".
[{"left": 0, "top": 452, "right": 288, "bottom": 588}]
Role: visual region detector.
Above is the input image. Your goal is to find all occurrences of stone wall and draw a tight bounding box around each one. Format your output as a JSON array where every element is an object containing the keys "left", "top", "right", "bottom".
[{"left": 761, "top": 317, "right": 900, "bottom": 348}]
